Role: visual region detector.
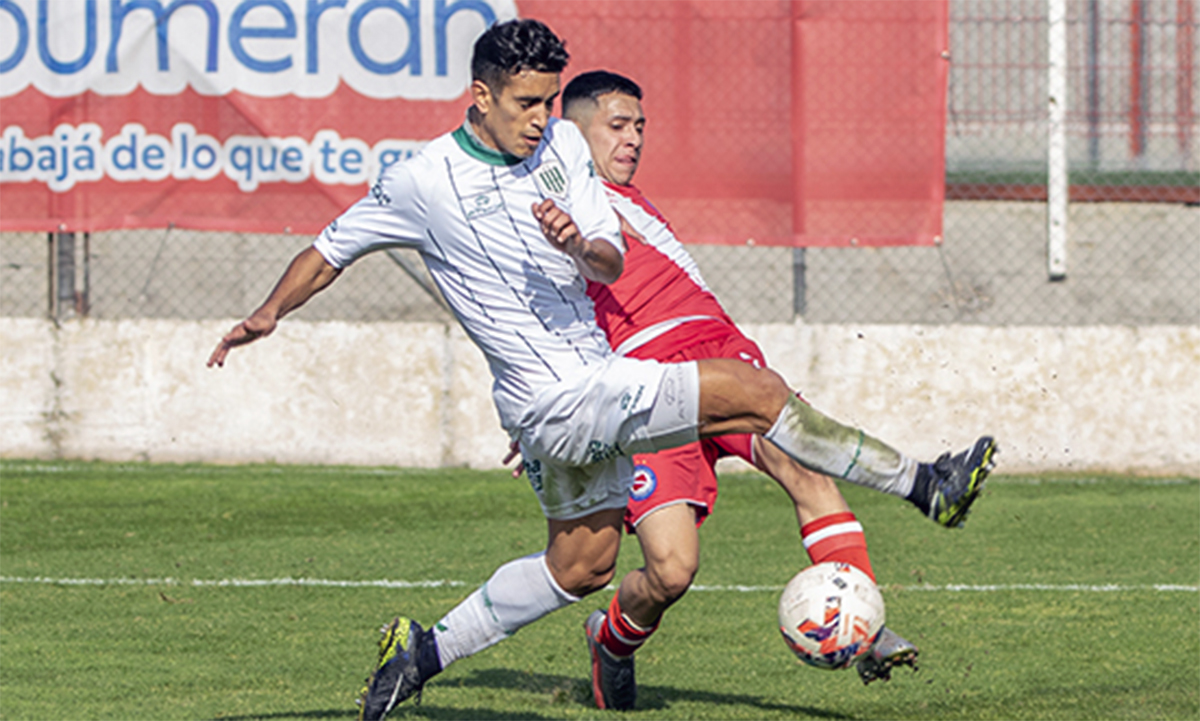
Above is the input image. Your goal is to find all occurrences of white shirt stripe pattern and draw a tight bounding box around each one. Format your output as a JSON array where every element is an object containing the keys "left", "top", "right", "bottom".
[{"left": 313, "top": 117, "right": 623, "bottom": 430}]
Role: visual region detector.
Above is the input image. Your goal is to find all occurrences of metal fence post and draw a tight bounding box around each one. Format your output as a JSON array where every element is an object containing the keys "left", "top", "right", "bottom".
[
  {"left": 1086, "top": 0, "right": 1101, "bottom": 167},
  {"left": 48, "top": 230, "right": 88, "bottom": 320},
  {"left": 1047, "top": 0, "right": 1069, "bottom": 281},
  {"left": 792, "top": 247, "right": 807, "bottom": 318}
]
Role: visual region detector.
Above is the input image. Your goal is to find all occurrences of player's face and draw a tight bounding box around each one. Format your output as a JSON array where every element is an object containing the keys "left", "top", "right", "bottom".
[
  {"left": 578, "top": 92, "right": 644, "bottom": 186},
  {"left": 472, "top": 70, "right": 560, "bottom": 158}
]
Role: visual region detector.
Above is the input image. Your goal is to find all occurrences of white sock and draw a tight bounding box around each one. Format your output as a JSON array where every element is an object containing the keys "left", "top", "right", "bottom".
[
  {"left": 432, "top": 552, "right": 578, "bottom": 670},
  {"left": 763, "top": 395, "right": 919, "bottom": 498}
]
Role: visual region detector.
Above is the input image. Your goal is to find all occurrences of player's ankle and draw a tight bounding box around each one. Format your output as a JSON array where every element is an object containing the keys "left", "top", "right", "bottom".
[
  {"left": 904, "top": 463, "right": 934, "bottom": 512},
  {"left": 598, "top": 597, "right": 658, "bottom": 657}
]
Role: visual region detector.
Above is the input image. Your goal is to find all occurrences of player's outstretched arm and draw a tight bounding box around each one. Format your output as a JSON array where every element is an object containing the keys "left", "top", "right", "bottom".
[
  {"left": 532, "top": 199, "right": 623, "bottom": 284},
  {"left": 207, "top": 246, "right": 341, "bottom": 367}
]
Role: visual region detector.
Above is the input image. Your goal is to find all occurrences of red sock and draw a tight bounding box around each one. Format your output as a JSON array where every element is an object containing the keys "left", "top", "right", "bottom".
[
  {"left": 801, "top": 511, "right": 875, "bottom": 582},
  {"left": 596, "top": 593, "right": 657, "bottom": 658}
]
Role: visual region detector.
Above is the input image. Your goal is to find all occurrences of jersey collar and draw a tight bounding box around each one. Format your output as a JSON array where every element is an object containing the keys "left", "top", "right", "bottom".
[
  {"left": 601, "top": 180, "right": 642, "bottom": 199},
  {"left": 602, "top": 180, "right": 671, "bottom": 227},
  {"left": 453, "top": 118, "right": 525, "bottom": 167}
]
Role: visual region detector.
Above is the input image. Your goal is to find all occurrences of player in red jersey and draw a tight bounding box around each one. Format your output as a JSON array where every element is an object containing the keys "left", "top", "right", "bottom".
[{"left": 557, "top": 70, "right": 982, "bottom": 709}]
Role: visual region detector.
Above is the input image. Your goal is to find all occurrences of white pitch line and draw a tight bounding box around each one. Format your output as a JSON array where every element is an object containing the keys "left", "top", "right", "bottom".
[
  {"left": 894, "top": 583, "right": 1200, "bottom": 593},
  {"left": 1, "top": 576, "right": 1195, "bottom": 593},
  {"left": 0, "top": 576, "right": 467, "bottom": 589},
  {"left": 987, "top": 477, "right": 1197, "bottom": 486},
  {"left": 3, "top": 463, "right": 1196, "bottom": 485},
  {"left": 693, "top": 583, "right": 1200, "bottom": 593}
]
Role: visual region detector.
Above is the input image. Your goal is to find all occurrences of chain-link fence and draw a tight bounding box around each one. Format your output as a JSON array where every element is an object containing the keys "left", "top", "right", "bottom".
[{"left": 2, "top": 0, "right": 1196, "bottom": 326}]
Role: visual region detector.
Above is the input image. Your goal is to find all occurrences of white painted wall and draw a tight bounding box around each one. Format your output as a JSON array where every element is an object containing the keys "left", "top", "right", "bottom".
[{"left": 2, "top": 318, "right": 1197, "bottom": 475}]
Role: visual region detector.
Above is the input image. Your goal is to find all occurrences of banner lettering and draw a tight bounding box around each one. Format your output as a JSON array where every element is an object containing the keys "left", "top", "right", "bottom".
[{"left": 1, "top": 0, "right": 947, "bottom": 246}]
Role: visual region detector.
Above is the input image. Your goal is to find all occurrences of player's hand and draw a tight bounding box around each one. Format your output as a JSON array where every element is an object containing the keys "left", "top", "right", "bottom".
[
  {"left": 502, "top": 440, "right": 525, "bottom": 478},
  {"left": 532, "top": 199, "right": 623, "bottom": 284},
  {"left": 532, "top": 199, "right": 584, "bottom": 255},
  {"left": 207, "top": 310, "right": 277, "bottom": 368}
]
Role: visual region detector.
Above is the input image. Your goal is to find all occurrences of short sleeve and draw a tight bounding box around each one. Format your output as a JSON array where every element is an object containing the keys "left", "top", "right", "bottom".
[
  {"left": 554, "top": 121, "right": 624, "bottom": 255},
  {"left": 313, "top": 158, "right": 429, "bottom": 269}
]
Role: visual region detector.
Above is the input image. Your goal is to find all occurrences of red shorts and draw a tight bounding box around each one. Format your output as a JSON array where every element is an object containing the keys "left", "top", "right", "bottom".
[{"left": 622, "top": 320, "right": 765, "bottom": 533}]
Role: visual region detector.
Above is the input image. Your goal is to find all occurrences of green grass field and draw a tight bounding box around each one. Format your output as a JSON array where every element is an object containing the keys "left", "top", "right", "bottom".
[{"left": 1, "top": 460, "right": 1197, "bottom": 721}]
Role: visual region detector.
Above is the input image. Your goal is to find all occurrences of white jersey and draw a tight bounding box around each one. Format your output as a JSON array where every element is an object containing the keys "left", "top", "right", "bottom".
[{"left": 313, "top": 117, "right": 623, "bottom": 430}]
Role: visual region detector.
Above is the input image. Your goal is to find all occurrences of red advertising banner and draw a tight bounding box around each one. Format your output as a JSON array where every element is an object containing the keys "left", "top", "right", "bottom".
[{"left": 0, "top": 0, "right": 947, "bottom": 246}]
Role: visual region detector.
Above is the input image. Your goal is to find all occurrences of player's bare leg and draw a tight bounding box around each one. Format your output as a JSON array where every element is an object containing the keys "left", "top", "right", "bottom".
[
  {"left": 751, "top": 435, "right": 850, "bottom": 526},
  {"left": 621, "top": 504, "right": 700, "bottom": 625},
  {"left": 588, "top": 503, "right": 698, "bottom": 710},
  {"left": 544, "top": 508, "right": 625, "bottom": 597},
  {"left": 587, "top": 448, "right": 854, "bottom": 709}
]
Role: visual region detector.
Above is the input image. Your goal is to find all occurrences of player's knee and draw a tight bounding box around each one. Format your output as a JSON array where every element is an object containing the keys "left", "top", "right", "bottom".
[
  {"left": 761, "top": 368, "right": 792, "bottom": 408},
  {"left": 555, "top": 559, "right": 616, "bottom": 598},
  {"left": 569, "top": 567, "right": 615, "bottom": 597},
  {"left": 741, "top": 367, "right": 791, "bottom": 430},
  {"left": 647, "top": 557, "right": 697, "bottom": 604}
]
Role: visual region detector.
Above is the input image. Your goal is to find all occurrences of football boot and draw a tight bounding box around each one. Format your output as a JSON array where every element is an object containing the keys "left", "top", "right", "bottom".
[
  {"left": 585, "top": 610, "right": 637, "bottom": 710},
  {"left": 855, "top": 626, "right": 919, "bottom": 684},
  {"left": 909, "top": 436, "right": 997, "bottom": 528},
  {"left": 357, "top": 617, "right": 439, "bottom": 721}
]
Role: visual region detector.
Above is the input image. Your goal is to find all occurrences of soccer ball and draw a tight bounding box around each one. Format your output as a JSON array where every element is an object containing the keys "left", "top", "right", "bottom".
[{"left": 778, "top": 562, "right": 885, "bottom": 670}]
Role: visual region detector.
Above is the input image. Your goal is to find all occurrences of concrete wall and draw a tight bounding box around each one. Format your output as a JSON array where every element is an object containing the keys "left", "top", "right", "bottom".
[{"left": 2, "top": 317, "right": 1197, "bottom": 475}]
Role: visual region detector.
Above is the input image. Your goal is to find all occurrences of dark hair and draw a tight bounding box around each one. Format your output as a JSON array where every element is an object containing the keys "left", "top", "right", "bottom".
[
  {"left": 471, "top": 19, "right": 569, "bottom": 92},
  {"left": 562, "top": 70, "right": 643, "bottom": 118}
]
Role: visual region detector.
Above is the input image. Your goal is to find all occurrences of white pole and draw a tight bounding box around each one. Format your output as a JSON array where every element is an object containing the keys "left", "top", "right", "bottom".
[{"left": 1047, "top": 0, "right": 1069, "bottom": 280}]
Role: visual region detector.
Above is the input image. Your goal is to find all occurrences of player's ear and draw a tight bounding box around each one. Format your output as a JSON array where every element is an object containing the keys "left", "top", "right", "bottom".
[{"left": 471, "top": 79, "right": 494, "bottom": 114}]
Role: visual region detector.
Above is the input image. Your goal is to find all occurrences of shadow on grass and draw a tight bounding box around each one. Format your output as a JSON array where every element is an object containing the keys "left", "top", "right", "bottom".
[
  {"left": 205, "top": 668, "right": 852, "bottom": 721},
  {"left": 425, "top": 668, "right": 851, "bottom": 718},
  {"left": 395, "top": 707, "right": 560, "bottom": 720},
  {"left": 209, "top": 706, "right": 553, "bottom": 721},
  {"left": 207, "top": 711, "right": 350, "bottom": 720}
]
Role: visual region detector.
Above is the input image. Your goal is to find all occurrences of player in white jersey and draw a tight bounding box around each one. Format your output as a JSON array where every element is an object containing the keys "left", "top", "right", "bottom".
[{"left": 207, "top": 20, "right": 996, "bottom": 721}]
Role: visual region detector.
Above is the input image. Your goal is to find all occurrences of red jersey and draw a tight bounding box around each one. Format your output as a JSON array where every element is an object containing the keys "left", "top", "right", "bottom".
[{"left": 587, "top": 182, "right": 735, "bottom": 354}]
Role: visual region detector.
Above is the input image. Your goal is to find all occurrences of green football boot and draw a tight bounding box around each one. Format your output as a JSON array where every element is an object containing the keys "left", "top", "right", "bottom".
[{"left": 909, "top": 436, "right": 997, "bottom": 528}]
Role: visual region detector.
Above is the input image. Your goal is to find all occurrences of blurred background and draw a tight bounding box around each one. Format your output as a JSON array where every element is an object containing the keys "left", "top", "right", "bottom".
[{"left": 2, "top": 0, "right": 1195, "bottom": 328}]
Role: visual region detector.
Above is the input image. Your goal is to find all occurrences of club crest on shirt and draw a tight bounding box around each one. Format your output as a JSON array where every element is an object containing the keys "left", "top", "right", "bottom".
[
  {"left": 463, "top": 188, "right": 505, "bottom": 220},
  {"left": 533, "top": 159, "right": 569, "bottom": 199}
]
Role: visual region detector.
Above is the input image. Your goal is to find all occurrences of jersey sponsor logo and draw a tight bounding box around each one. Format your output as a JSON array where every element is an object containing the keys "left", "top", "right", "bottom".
[
  {"left": 665, "top": 363, "right": 690, "bottom": 423},
  {"left": 619, "top": 384, "right": 645, "bottom": 414},
  {"left": 584, "top": 439, "right": 622, "bottom": 465},
  {"left": 463, "top": 188, "right": 504, "bottom": 219},
  {"left": 630, "top": 465, "right": 657, "bottom": 501},
  {"left": 533, "top": 159, "right": 568, "bottom": 199},
  {"left": 525, "top": 458, "right": 543, "bottom": 493}
]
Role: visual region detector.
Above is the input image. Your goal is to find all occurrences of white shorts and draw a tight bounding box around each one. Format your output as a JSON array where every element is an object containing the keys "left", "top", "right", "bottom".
[{"left": 515, "top": 356, "right": 701, "bottom": 520}]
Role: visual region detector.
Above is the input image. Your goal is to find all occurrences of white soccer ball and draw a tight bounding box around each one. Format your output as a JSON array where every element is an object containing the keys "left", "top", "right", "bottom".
[{"left": 778, "top": 562, "right": 885, "bottom": 670}]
